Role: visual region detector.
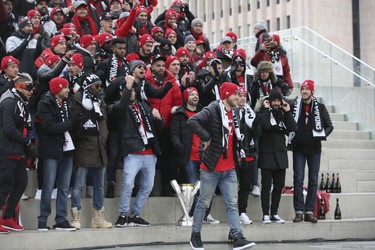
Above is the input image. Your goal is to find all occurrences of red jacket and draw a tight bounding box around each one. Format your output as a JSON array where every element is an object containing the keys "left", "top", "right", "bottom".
[
  {"left": 251, "top": 48, "right": 293, "bottom": 88},
  {"left": 145, "top": 69, "right": 182, "bottom": 128}
]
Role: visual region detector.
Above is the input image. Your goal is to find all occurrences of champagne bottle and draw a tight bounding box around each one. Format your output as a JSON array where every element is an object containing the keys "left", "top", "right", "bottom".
[
  {"left": 318, "top": 198, "right": 325, "bottom": 219},
  {"left": 334, "top": 198, "right": 342, "bottom": 220},
  {"left": 319, "top": 173, "right": 325, "bottom": 191},
  {"left": 335, "top": 173, "right": 342, "bottom": 193},
  {"left": 330, "top": 173, "right": 336, "bottom": 193},
  {"left": 325, "top": 173, "right": 331, "bottom": 193}
]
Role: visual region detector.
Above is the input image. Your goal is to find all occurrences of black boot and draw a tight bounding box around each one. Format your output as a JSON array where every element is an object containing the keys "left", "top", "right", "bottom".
[
  {"left": 190, "top": 231, "right": 204, "bottom": 250},
  {"left": 233, "top": 234, "right": 256, "bottom": 250}
]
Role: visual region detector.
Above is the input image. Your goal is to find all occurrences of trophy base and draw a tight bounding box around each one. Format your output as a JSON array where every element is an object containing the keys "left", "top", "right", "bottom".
[{"left": 177, "top": 215, "right": 193, "bottom": 226}]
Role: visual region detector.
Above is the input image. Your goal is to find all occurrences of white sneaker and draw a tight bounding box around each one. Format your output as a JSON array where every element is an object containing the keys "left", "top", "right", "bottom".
[
  {"left": 271, "top": 214, "right": 285, "bottom": 224},
  {"left": 21, "top": 193, "right": 30, "bottom": 200},
  {"left": 203, "top": 214, "right": 220, "bottom": 224},
  {"left": 239, "top": 213, "right": 253, "bottom": 225},
  {"left": 251, "top": 186, "right": 260, "bottom": 197},
  {"left": 262, "top": 215, "right": 271, "bottom": 224},
  {"left": 51, "top": 188, "right": 57, "bottom": 200},
  {"left": 34, "top": 189, "right": 42, "bottom": 200}
]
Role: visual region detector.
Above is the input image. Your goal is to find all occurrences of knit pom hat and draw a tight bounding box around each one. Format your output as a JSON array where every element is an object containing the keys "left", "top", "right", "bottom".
[
  {"left": 183, "top": 87, "right": 198, "bottom": 103},
  {"left": 301, "top": 79, "right": 314, "bottom": 94},
  {"left": 225, "top": 31, "right": 238, "bottom": 43},
  {"left": 151, "top": 26, "right": 164, "bottom": 37},
  {"left": 268, "top": 88, "right": 283, "bottom": 102},
  {"left": 139, "top": 34, "right": 154, "bottom": 47},
  {"left": 191, "top": 18, "right": 203, "bottom": 28},
  {"left": 219, "top": 82, "right": 239, "bottom": 100},
  {"left": 49, "top": 77, "right": 68, "bottom": 95},
  {"left": 50, "top": 35, "right": 66, "bottom": 49},
  {"left": 68, "top": 53, "right": 83, "bottom": 69},
  {"left": 184, "top": 35, "right": 196, "bottom": 45},
  {"left": 165, "top": 55, "right": 179, "bottom": 69},
  {"left": 80, "top": 35, "right": 96, "bottom": 48},
  {"left": 165, "top": 9, "right": 177, "bottom": 20},
  {"left": 176, "top": 47, "right": 190, "bottom": 58},
  {"left": 1, "top": 56, "right": 19, "bottom": 71},
  {"left": 45, "top": 54, "right": 60, "bottom": 67}
]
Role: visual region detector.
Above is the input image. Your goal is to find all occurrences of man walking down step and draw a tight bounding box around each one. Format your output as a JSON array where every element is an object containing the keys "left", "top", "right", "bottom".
[
  {"left": 290, "top": 80, "right": 333, "bottom": 223},
  {"left": 187, "top": 82, "right": 255, "bottom": 250}
]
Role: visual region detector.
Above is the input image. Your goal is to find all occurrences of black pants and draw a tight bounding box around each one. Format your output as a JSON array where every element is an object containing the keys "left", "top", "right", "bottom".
[
  {"left": 0, "top": 156, "right": 28, "bottom": 219},
  {"left": 260, "top": 168, "right": 285, "bottom": 216},
  {"left": 237, "top": 161, "right": 256, "bottom": 214}
]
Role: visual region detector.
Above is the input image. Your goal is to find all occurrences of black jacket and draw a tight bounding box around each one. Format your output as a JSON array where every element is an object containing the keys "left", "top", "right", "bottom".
[
  {"left": 0, "top": 74, "right": 14, "bottom": 97},
  {"left": 113, "top": 87, "right": 163, "bottom": 157},
  {"left": 254, "top": 107, "right": 297, "bottom": 170},
  {"left": 0, "top": 89, "right": 30, "bottom": 158},
  {"left": 290, "top": 100, "right": 334, "bottom": 154},
  {"left": 36, "top": 91, "right": 74, "bottom": 160},
  {"left": 96, "top": 54, "right": 130, "bottom": 90},
  {"left": 186, "top": 100, "right": 240, "bottom": 171},
  {"left": 170, "top": 105, "right": 202, "bottom": 169}
]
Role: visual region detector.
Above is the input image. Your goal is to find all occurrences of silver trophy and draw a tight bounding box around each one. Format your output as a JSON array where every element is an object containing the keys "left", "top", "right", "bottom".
[{"left": 170, "top": 179, "right": 200, "bottom": 226}]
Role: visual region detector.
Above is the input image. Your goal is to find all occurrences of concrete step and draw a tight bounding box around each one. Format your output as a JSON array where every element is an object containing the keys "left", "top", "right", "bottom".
[
  {"left": 331, "top": 121, "right": 358, "bottom": 130},
  {"left": 329, "top": 130, "right": 371, "bottom": 140},
  {"left": 2, "top": 218, "right": 375, "bottom": 250},
  {"left": 329, "top": 113, "right": 346, "bottom": 121},
  {"left": 18, "top": 193, "right": 375, "bottom": 231},
  {"left": 322, "top": 139, "right": 375, "bottom": 149},
  {"left": 3, "top": 218, "right": 375, "bottom": 250},
  {"left": 322, "top": 149, "right": 375, "bottom": 159}
]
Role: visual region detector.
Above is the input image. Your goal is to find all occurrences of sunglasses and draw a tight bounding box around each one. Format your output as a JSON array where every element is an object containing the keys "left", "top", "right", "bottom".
[
  {"left": 16, "top": 82, "right": 34, "bottom": 91},
  {"left": 137, "top": 65, "right": 146, "bottom": 70}
]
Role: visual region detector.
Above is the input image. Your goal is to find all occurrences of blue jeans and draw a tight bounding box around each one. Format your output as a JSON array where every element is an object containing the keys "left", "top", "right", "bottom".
[
  {"left": 38, "top": 156, "right": 73, "bottom": 224},
  {"left": 293, "top": 152, "right": 321, "bottom": 213},
  {"left": 72, "top": 167, "right": 105, "bottom": 210},
  {"left": 192, "top": 169, "right": 242, "bottom": 238},
  {"left": 183, "top": 160, "right": 200, "bottom": 184},
  {"left": 119, "top": 154, "right": 156, "bottom": 216}
]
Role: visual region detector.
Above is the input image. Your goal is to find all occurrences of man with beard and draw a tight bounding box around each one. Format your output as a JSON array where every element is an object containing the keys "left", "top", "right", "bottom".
[
  {"left": 0, "top": 0, "right": 18, "bottom": 43},
  {"left": 251, "top": 34, "right": 293, "bottom": 94},
  {"left": 126, "top": 34, "right": 154, "bottom": 66},
  {"left": 176, "top": 47, "right": 196, "bottom": 91},
  {"left": 145, "top": 54, "right": 182, "bottom": 196},
  {"left": 0, "top": 73, "right": 35, "bottom": 233},
  {"left": 0, "top": 56, "right": 19, "bottom": 97},
  {"left": 6, "top": 17, "right": 41, "bottom": 77},
  {"left": 290, "top": 80, "right": 333, "bottom": 223},
  {"left": 34, "top": 0, "right": 57, "bottom": 36},
  {"left": 96, "top": 33, "right": 113, "bottom": 63},
  {"left": 186, "top": 82, "right": 255, "bottom": 250}
]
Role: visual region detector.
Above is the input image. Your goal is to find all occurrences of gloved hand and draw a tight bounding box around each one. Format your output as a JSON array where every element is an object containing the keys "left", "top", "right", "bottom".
[
  {"left": 211, "top": 60, "right": 221, "bottom": 79},
  {"left": 24, "top": 141, "right": 36, "bottom": 159},
  {"left": 183, "top": 3, "right": 189, "bottom": 14},
  {"left": 164, "top": 81, "right": 174, "bottom": 91}
]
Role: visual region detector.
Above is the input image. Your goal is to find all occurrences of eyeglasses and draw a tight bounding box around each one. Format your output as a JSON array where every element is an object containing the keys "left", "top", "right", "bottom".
[{"left": 137, "top": 65, "right": 146, "bottom": 70}]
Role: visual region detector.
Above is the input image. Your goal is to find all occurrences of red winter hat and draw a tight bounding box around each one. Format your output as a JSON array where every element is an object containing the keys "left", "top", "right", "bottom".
[
  {"left": 225, "top": 31, "right": 238, "bottom": 43},
  {"left": 219, "top": 82, "right": 239, "bottom": 100},
  {"left": 233, "top": 49, "right": 246, "bottom": 61},
  {"left": 45, "top": 54, "right": 60, "bottom": 67},
  {"left": 80, "top": 35, "right": 96, "bottom": 48},
  {"left": 139, "top": 34, "right": 154, "bottom": 47},
  {"left": 301, "top": 79, "right": 314, "bottom": 94},
  {"left": 63, "top": 23, "right": 76, "bottom": 29},
  {"left": 136, "top": 6, "right": 148, "bottom": 16},
  {"left": 272, "top": 34, "right": 281, "bottom": 44},
  {"left": 68, "top": 53, "right": 83, "bottom": 69},
  {"left": 50, "top": 35, "right": 66, "bottom": 49},
  {"left": 97, "top": 33, "right": 113, "bottom": 47},
  {"left": 165, "top": 9, "right": 177, "bottom": 20},
  {"left": 49, "top": 77, "right": 68, "bottom": 95},
  {"left": 165, "top": 55, "right": 179, "bottom": 69},
  {"left": 238, "top": 87, "right": 247, "bottom": 95},
  {"left": 165, "top": 28, "right": 176, "bottom": 38},
  {"left": 183, "top": 87, "right": 198, "bottom": 103},
  {"left": 1, "top": 56, "right": 19, "bottom": 71},
  {"left": 27, "top": 9, "right": 41, "bottom": 19},
  {"left": 151, "top": 26, "right": 164, "bottom": 37},
  {"left": 176, "top": 47, "right": 190, "bottom": 58},
  {"left": 60, "top": 28, "right": 74, "bottom": 37}
]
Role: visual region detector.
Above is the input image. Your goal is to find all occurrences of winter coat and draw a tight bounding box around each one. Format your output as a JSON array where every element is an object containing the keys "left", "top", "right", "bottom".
[
  {"left": 72, "top": 91, "right": 108, "bottom": 168},
  {"left": 0, "top": 74, "right": 14, "bottom": 97},
  {"left": 186, "top": 100, "right": 240, "bottom": 171},
  {"left": 113, "top": 87, "right": 163, "bottom": 157},
  {"left": 145, "top": 69, "right": 182, "bottom": 128},
  {"left": 254, "top": 107, "right": 297, "bottom": 170},
  {"left": 0, "top": 89, "right": 30, "bottom": 158},
  {"left": 36, "top": 91, "right": 74, "bottom": 160}
]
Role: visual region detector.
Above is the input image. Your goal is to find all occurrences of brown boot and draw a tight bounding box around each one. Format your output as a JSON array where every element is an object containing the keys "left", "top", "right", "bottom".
[
  {"left": 293, "top": 213, "right": 303, "bottom": 222},
  {"left": 304, "top": 213, "right": 318, "bottom": 223},
  {"left": 70, "top": 207, "right": 81, "bottom": 229},
  {"left": 91, "top": 207, "right": 112, "bottom": 228}
]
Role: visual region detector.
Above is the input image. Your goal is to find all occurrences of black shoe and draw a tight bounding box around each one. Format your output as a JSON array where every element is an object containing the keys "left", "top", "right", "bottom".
[
  {"left": 304, "top": 214, "right": 318, "bottom": 223},
  {"left": 37, "top": 222, "right": 50, "bottom": 232},
  {"left": 115, "top": 215, "right": 128, "bottom": 227},
  {"left": 53, "top": 220, "right": 76, "bottom": 231},
  {"left": 233, "top": 235, "right": 256, "bottom": 250},
  {"left": 106, "top": 181, "right": 115, "bottom": 198},
  {"left": 190, "top": 232, "right": 204, "bottom": 250},
  {"left": 228, "top": 231, "right": 234, "bottom": 243},
  {"left": 293, "top": 213, "right": 303, "bottom": 222},
  {"left": 127, "top": 216, "right": 150, "bottom": 227}
]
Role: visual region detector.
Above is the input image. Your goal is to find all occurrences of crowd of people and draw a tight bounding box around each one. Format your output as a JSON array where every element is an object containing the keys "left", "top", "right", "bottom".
[{"left": 0, "top": 0, "right": 334, "bottom": 249}]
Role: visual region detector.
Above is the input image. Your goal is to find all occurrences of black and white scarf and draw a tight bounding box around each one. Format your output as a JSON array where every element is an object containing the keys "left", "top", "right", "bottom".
[
  {"left": 288, "top": 96, "right": 326, "bottom": 144},
  {"left": 219, "top": 101, "right": 245, "bottom": 160},
  {"left": 270, "top": 108, "right": 286, "bottom": 130},
  {"left": 130, "top": 102, "right": 154, "bottom": 145},
  {"left": 268, "top": 50, "right": 280, "bottom": 63},
  {"left": 54, "top": 97, "right": 69, "bottom": 122},
  {"left": 106, "top": 55, "right": 118, "bottom": 87},
  {"left": 11, "top": 88, "right": 32, "bottom": 129},
  {"left": 139, "top": 80, "right": 148, "bottom": 102},
  {"left": 257, "top": 79, "right": 273, "bottom": 98},
  {"left": 239, "top": 103, "right": 256, "bottom": 129},
  {"left": 69, "top": 70, "right": 85, "bottom": 91}
]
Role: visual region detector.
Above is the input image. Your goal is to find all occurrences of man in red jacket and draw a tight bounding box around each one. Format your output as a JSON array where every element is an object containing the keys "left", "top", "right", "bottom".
[{"left": 145, "top": 54, "right": 182, "bottom": 196}]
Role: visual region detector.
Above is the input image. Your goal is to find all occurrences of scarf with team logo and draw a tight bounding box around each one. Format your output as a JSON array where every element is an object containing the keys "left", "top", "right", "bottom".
[
  {"left": 288, "top": 96, "right": 325, "bottom": 145},
  {"left": 130, "top": 101, "right": 154, "bottom": 146},
  {"left": 106, "top": 55, "right": 130, "bottom": 87}
]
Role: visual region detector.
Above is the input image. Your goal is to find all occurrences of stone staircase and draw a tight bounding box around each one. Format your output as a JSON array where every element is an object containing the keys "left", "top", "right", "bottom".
[{"left": 3, "top": 95, "right": 375, "bottom": 250}]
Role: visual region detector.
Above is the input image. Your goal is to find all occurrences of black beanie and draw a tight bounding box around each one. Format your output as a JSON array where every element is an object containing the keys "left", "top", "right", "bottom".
[{"left": 268, "top": 88, "right": 282, "bottom": 102}]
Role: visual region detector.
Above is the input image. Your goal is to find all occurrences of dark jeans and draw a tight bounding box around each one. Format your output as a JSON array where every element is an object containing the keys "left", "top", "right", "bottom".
[
  {"left": 0, "top": 156, "right": 28, "bottom": 219},
  {"left": 293, "top": 151, "right": 321, "bottom": 213},
  {"left": 237, "top": 160, "right": 256, "bottom": 214},
  {"left": 106, "top": 129, "right": 120, "bottom": 183},
  {"left": 260, "top": 168, "right": 285, "bottom": 216}
]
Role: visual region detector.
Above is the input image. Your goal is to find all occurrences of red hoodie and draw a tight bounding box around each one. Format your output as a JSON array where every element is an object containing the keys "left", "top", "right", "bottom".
[{"left": 145, "top": 69, "right": 182, "bottom": 128}]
